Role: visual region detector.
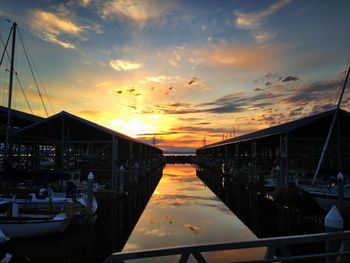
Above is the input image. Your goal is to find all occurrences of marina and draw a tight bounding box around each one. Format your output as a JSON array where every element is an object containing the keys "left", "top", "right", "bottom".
[{"left": 1, "top": 1, "right": 350, "bottom": 262}]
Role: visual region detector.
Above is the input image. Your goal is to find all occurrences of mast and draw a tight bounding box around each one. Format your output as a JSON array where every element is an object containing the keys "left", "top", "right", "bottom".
[
  {"left": 5, "top": 22, "right": 17, "bottom": 160},
  {"left": 312, "top": 64, "right": 350, "bottom": 185}
]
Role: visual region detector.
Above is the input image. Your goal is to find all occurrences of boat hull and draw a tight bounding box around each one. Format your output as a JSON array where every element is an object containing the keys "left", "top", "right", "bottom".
[
  {"left": 0, "top": 214, "right": 70, "bottom": 238},
  {"left": 312, "top": 194, "right": 350, "bottom": 212},
  {"left": 301, "top": 186, "right": 350, "bottom": 212}
]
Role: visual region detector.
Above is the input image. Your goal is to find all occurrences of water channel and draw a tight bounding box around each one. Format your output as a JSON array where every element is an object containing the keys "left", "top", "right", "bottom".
[
  {"left": 4, "top": 163, "right": 327, "bottom": 262},
  {"left": 123, "top": 164, "right": 264, "bottom": 262}
]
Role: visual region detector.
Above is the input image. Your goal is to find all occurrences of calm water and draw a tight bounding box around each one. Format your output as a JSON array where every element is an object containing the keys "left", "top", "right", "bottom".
[
  {"left": 5, "top": 164, "right": 269, "bottom": 262},
  {"left": 123, "top": 164, "right": 264, "bottom": 262}
]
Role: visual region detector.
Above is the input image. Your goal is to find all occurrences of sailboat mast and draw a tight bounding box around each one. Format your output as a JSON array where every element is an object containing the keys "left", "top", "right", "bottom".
[
  {"left": 312, "top": 64, "right": 350, "bottom": 185},
  {"left": 5, "top": 22, "right": 17, "bottom": 160}
]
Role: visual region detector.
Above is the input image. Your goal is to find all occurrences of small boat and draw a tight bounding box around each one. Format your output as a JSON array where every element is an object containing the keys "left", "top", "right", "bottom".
[
  {"left": 0, "top": 188, "right": 98, "bottom": 215},
  {"left": 0, "top": 201, "right": 70, "bottom": 238},
  {"left": 300, "top": 183, "right": 350, "bottom": 212}
]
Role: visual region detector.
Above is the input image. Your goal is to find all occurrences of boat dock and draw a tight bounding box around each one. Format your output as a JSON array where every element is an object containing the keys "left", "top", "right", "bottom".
[
  {"left": 0, "top": 107, "right": 164, "bottom": 192},
  {"left": 196, "top": 108, "right": 350, "bottom": 186}
]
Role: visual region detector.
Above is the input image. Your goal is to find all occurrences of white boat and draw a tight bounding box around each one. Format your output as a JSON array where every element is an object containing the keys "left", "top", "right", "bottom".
[
  {"left": 0, "top": 188, "right": 98, "bottom": 215},
  {"left": 1, "top": 165, "right": 98, "bottom": 216},
  {"left": 0, "top": 201, "right": 70, "bottom": 239},
  {"left": 301, "top": 183, "right": 350, "bottom": 212}
]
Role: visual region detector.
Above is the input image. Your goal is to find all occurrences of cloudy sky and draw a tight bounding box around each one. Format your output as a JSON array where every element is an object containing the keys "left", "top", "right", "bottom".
[{"left": 0, "top": 0, "right": 349, "bottom": 152}]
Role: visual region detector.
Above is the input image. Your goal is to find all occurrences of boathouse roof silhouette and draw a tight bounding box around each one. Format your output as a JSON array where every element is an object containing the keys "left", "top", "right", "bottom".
[
  {"left": 12, "top": 110, "right": 160, "bottom": 150},
  {"left": 198, "top": 108, "right": 350, "bottom": 150},
  {"left": 0, "top": 106, "right": 44, "bottom": 129}
]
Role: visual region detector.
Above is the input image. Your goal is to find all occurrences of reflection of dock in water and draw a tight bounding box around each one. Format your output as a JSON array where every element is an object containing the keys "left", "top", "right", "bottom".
[{"left": 120, "top": 164, "right": 265, "bottom": 262}]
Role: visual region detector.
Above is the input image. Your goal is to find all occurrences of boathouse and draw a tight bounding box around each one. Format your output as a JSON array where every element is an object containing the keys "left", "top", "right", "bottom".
[
  {"left": 196, "top": 108, "right": 350, "bottom": 184},
  {"left": 1, "top": 109, "right": 162, "bottom": 189},
  {"left": 0, "top": 106, "right": 44, "bottom": 139}
]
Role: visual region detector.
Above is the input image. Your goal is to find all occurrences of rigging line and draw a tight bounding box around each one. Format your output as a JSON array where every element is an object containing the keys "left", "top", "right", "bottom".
[
  {"left": 17, "top": 27, "right": 48, "bottom": 117},
  {"left": 312, "top": 62, "right": 350, "bottom": 185},
  {"left": 17, "top": 29, "right": 56, "bottom": 138},
  {"left": 0, "top": 27, "right": 13, "bottom": 69},
  {"left": 18, "top": 28, "right": 55, "bottom": 115},
  {"left": 0, "top": 28, "right": 32, "bottom": 113},
  {"left": 37, "top": 74, "right": 55, "bottom": 114},
  {"left": 15, "top": 74, "right": 33, "bottom": 114},
  {"left": 332, "top": 57, "right": 350, "bottom": 109}
]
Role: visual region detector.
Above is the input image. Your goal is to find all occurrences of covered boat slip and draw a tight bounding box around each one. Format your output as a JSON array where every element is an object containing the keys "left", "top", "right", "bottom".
[
  {"left": 196, "top": 108, "right": 350, "bottom": 184},
  {"left": 0, "top": 107, "right": 163, "bottom": 189}
]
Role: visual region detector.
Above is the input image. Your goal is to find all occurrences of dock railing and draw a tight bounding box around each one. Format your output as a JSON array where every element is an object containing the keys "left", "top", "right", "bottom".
[{"left": 104, "top": 230, "right": 350, "bottom": 263}]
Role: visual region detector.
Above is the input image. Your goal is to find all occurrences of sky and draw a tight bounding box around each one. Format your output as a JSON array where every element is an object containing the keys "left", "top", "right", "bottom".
[{"left": 0, "top": 0, "right": 349, "bottom": 153}]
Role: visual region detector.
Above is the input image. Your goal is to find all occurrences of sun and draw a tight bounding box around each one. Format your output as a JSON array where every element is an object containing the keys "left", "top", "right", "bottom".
[{"left": 109, "top": 118, "right": 158, "bottom": 138}]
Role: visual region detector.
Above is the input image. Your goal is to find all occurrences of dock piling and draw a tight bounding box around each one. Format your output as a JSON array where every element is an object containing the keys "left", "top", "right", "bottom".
[
  {"left": 87, "top": 171, "right": 94, "bottom": 215},
  {"left": 337, "top": 172, "right": 344, "bottom": 214},
  {"left": 325, "top": 205, "right": 343, "bottom": 263}
]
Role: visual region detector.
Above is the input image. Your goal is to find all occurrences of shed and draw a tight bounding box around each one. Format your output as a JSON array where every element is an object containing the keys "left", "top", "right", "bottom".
[
  {"left": 196, "top": 108, "right": 350, "bottom": 182},
  {"left": 9, "top": 110, "right": 162, "bottom": 186}
]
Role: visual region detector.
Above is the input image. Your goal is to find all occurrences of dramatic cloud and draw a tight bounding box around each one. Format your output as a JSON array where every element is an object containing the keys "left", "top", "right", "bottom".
[
  {"left": 110, "top": 59, "right": 143, "bottom": 71},
  {"left": 140, "top": 75, "right": 170, "bottom": 84},
  {"left": 282, "top": 76, "right": 300, "bottom": 82},
  {"left": 234, "top": 0, "right": 291, "bottom": 43},
  {"left": 172, "top": 126, "right": 233, "bottom": 134},
  {"left": 198, "top": 42, "right": 284, "bottom": 70},
  {"left": 31, "top": 10, "right": 82, "bottom": 49},
  {"left": 39, "top": 33, "right": 76, "bottom": 49},
  {"left": 98, "top": 0, "right": 174, "bottom": 27},
  {"left": 254, "top": 31, "right": 275, "bottom": 44},
  {"left": 284, "top": 78, "right": 342, "bottom": 105},
  {"left": 234, "top": 0, "right": 291, "bottom": 29}
]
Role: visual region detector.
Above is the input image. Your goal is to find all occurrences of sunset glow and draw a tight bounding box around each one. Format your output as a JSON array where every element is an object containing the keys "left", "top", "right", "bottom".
[{"left": 1, "top": 0, "right": 349, "bottom": 152}]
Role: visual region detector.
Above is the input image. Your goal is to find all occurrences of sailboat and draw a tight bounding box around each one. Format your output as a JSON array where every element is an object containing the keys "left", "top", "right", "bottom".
[
  {"left": 0, "top": 22, "right": 97, "bottom": 236},
  {"left": 0, "top": 200, "right": 70, "bottom": 238},
  {"left": 300, "top": 63, "right": 350, "bottom": 212}
]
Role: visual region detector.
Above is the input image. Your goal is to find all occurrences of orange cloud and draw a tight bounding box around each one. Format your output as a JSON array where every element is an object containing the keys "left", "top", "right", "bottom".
[
  {"left": 31, "top": 10, "right": 82, "bottom": 49},
  {"left": 139, "top": 75, "right": 171, "bottom": 84},
  {"left": 100, "top": 0, "right": 174, "bottom": 27},
  {"left": 110, "top": 59, "right": 143, "bottom": 71},
  {"left": 198, "top": 42, "right": 284, "bottom": 71},
  {"left": 234, "top": 0, "right": 291, "bottom": 29}
]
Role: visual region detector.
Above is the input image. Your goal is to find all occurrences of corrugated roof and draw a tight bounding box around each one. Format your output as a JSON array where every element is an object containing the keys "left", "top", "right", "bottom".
[
  {"left": 198, "top": 108, "right": 348, "bottom": 150},
  {"left": 14, "top": 110, "right": 160, "bottom": 150}
]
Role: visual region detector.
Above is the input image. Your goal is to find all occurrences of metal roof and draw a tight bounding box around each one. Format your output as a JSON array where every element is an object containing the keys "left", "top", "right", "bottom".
[
  {"left": 13, "top": 110, "right": 161, "bottom": 150},
  {"left": 0, "top": 106, "right": 44, "bottom": 126},
  {"left": 198, "top": 108, "right": 350, "bottom": 150}
]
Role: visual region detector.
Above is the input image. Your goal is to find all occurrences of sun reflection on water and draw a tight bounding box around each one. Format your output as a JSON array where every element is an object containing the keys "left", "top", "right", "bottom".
[{"left": 123, "top": 164, "right": 265, "bottom": 262}]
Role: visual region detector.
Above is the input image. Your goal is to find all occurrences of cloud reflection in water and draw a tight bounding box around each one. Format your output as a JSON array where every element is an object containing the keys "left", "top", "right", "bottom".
[{"left": 123, "top": 164, "right": 264, "bottom": 262}]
